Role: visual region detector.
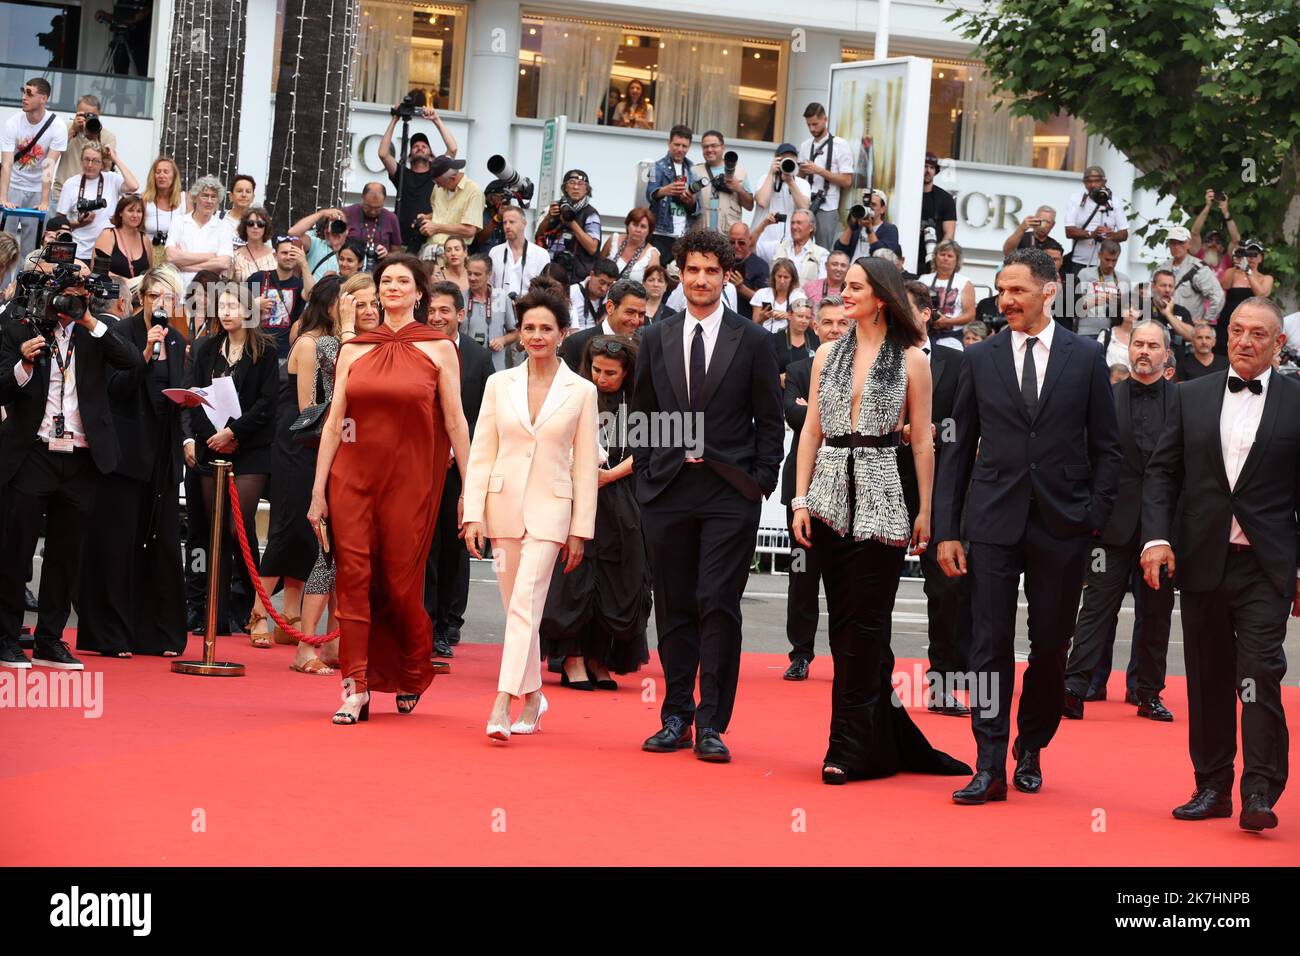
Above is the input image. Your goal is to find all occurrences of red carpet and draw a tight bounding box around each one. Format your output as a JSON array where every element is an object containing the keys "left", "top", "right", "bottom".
[{"left": 2, "top": 635, "right": 1297, "bottom": 866}]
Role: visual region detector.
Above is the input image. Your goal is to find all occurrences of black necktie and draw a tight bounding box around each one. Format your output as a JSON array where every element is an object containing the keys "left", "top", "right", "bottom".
[
  {"left": 1228, "top": 376, "right": 1262, "bottom": 395},
  {"left": 689, "top": 324, "right": 707, "bottom": 412},
  {"left": 1021, "top": 336, "right": 1039, "bottom": 417}
]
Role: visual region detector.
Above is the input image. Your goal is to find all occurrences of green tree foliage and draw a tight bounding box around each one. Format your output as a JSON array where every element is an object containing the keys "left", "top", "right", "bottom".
[{"left": 946, "top": 0, "right": 1300, "bottom": 302}]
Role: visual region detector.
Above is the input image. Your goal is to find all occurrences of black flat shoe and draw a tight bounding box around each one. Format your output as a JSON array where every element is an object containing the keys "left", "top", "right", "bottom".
[
  {"left": 1011, "top": 737, "right": 1042, "bottom": 794},
  {"left": 595, "top": 677, "right": 618, "bottom": 690},
  {"left": 952, "top": 771, "right": 1008, "bottom": 805},
  {"left": 1062, "top": 690, "right": 1085, "bottom": 720},
  {"left": 643, "top": 716, "right": 692, "bottom": 752},
  {"left": 694, "top": 728, "right": 731, "bottom": 763},
  {"left": 1136, "top": 696, "right": 1174, "bottom": 722},
  {"left": 783, "top": 658, "right": 809, "bottom": 681},
  {"left": 927, "top": 692, "right": 971, "bottom": 717},
  {"left": 560, "top": 671, "right": 595, "bottom": 691},
  {"left": 1239, "top": 793, "right": 1278, "bottom": 832},
  {"left": 396, "top": 694, "right": 420, "bottom": 715},
  {"left": 1084, "top": 684, "right": 1107, "bottom": 702},
  {"left": 1172, "top": 788, "right": 1232, "bottom": 820}
]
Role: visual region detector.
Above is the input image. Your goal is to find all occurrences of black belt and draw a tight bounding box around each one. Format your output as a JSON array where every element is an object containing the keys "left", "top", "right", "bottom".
[
  {"left": 1229, "top": 543, "right": 1253, "bottom": 552},
  {"left": 825, "top": 431, "right": 902, "bottom": 449}
]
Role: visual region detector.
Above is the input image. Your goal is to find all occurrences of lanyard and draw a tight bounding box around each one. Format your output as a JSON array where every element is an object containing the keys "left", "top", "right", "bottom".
[
  {"left": 930, "top": 272, "right": 955, "bottom": 313},
  {"left": 504, "top": 243, "right": 528, "bottom": 293},
  {"left": 805, "top": 135, "right": 832, "bottom": 185},
  {"left": 581, "top": 285, "right": 599, "bottom": 322},
  {"left": 77, "top": 174, "right": 105, "bottom": 205},
  {"left": 472, "top": 289, "right": 493, "bottom": 330},
  {"left": 51, "top": 327, "right": 75, "bottom": 436}
]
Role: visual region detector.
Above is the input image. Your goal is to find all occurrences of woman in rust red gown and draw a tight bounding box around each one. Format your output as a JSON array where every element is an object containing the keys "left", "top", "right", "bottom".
[{"left": 308, "top": 253, "right": 472, "bottom": 723}]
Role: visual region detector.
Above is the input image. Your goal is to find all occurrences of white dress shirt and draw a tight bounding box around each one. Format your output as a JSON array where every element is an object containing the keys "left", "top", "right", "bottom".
[
  {"left": 682, "top": 299, "right": 725, "bottom": 397},
  {"left": 569, "top": 280, "right": 607, "bottom": 331},
  {"left": 797, "top": 134, "right": 854, "bottom": 208},
  {"left": 12, "top": 319, "right": 109, "bottom": 448},
  {"left": 489, "top": 240, "right": 550, "bottom": 297},
  {"left": 667, "top": 282, "right": 736, "bottom": 313},
  {"left": 1221, "top": 367, "right": 1270, "bottom": 546},
  {"left": 1010, "top": 319, "right": 1055, "bottom": 399}
]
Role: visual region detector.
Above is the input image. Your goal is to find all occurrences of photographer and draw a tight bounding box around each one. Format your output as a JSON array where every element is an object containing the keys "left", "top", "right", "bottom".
[
  {"left": 751, "top": 143, "right": 812, "bottom": 264},
  {"left": 0, "top": 266, "right": 144, "bottom": 670},
  {"left": 249, "top": 235, "right": 312, "bottom": 360},
  {"left": 918, "top": 239, "right": 975, "bottom": 350},
  {"left": 141, "top": 157, "right": 187, "bottom": 264},
  {"left": 726, "top": 222, "right": 769, "bottom": 321},
  {"left": 834, "top": 188, "right": 901, "bottom": 261},
  {"left": 464, "top": 253, "right": 517, "bottom": 371},
  {"left": 1147, "top": 267, "right": 1198, "bottom": 344},
  {"left": 798, "top": 103, "right": 853, "bottom": 249},
  {"left": 472, "top": 181, "right": 511, "bottom": 255},
  {"left": 1, "top": 79, "right": 67, "bottom": 263},
  {"left": 645, "top": 125, "right": 701, "bottom": 262},
  {"left": 1157, "top": 225, "right": 1224, "bottom": 327},
  {"left": 344, "top": 183, "right": 401, "bottom": 265},
  {"left": 77, "top": 265, "right": 188, "bottom": 658},
  {"left": 53, "top": 96, "right": 117, "bottom": 205},
  {"left": 534, "top": 168, "right": 601, "bottom": 282},
  {"left": 569, "top": 259, "right": 619, "bottom": 331},
  {"left": 1075, "top": 238, "right": 1130, "bottom": 337},
  {"left": 771, "top": 209, "right": 828, "bottom": 284},
  {"left": 1001, "top": 205, "right": 1057, "bottom": 255},
  {"left": 918, "top": 153, "right": 957, "bottom": 274},
  {"left": 55, "top": 142, "right": 137, "bottom": 265},
  {"left": 1064, "top": 165, "right": 1129, "bottom": 277},
  {"left": 416, "top": 156, "right": 483, "bottom": 262},
  {"left": 1218, "top": 238, "right": 1273, "bottom": 334},
  {"left": 488, "top": 206, "right": 550, "bottom": 298},
  {"left": 1189, "top": 189, "right": 1240, "bottom": 280},
  {"left": 379, "top": 101, "right": 459, "bottom": 253},
  {"left": 288, "top": 206, "right": 352, "bottom": 279},
  {"left": 690, "top": 130, "right": 754, "bottom": 234}
]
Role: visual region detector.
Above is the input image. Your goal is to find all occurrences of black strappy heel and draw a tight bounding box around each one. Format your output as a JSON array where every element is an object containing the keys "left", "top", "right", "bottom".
[
  {"left": 396, "top": 694, "right": 420, "bottom": 715},
  {"left": 822, "top": 762, "right": 849, "bottom": 785}
]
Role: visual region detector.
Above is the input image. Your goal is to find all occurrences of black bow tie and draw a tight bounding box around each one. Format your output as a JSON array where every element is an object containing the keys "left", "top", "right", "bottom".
[
  {"left": 1228, "top": 376, "right": 1263, "bottom": 395},
  {"left": 1131, "top": 381, "right": 1160, "bottom": 398}
]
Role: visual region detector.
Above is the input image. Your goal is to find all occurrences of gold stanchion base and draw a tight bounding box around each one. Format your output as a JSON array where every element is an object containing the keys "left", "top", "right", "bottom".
[{"left": 171, "top": 660, "right": 247, "bottom": 677}]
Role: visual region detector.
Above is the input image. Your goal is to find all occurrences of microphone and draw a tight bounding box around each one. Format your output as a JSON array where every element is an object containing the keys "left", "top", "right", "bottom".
[{"left": 151, "top": 309, "right": 168, "bottom": 358}]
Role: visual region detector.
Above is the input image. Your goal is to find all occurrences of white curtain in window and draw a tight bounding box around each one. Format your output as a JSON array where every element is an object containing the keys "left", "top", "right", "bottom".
[
  {"left": 537, "top": 22, "right": 619, "bottom": 124},
  {"left": 356, "top": 2, "right": 413, "bottom": 105},
  {"left": 655, "top": 36, "right": 741, "bottom": 140},
  {"left": 959, "top": 65, "right": 1036, "bottom": 168}
]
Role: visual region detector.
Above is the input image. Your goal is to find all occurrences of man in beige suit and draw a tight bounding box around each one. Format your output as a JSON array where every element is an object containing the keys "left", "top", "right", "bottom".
[{"left": 462, "top": 285, "right": 600, "bottom": 739}]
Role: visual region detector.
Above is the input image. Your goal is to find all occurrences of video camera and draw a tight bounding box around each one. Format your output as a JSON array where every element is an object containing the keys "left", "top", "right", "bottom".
[
  {"left": 391, "top": 94, "right": 420, "bottom": 121},
  {"left": 486, "top": 155, "right": 535, "bottom": 208},
  {"left": 5, "top": 237, "right": 119, "bottom": 336}
]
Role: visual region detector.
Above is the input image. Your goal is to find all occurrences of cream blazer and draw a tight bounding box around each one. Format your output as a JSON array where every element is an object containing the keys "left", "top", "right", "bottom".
[{"left": 462, "top": 360, "right": 600, "bottom": 543}]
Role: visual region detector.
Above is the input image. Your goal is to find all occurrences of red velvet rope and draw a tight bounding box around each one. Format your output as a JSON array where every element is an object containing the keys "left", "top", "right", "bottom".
[{"left": 225, "top": 472, "right": 339, "bottom": 646}]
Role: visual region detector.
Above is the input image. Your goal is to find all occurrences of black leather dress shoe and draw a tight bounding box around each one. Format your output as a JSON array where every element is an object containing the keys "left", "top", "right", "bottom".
[
  {"left": 1011, "top": 738, "right": 1042, "bottom": 793},
  {"left": 446, "top": 627, "right": 461, "bottom": 646},
  {"left": 1084, "top": 684, "right": 1107, "bottom": 702},
  {"left": 1124, "top": 689, "right": 1141, "bottom": 705},
  {"left": 783, "top": 658, "right": 809, "bottom": 681},
  {"left": 24, "top": 587, "right": 38, "bottom": 612},
  {"left": 1172, "top": 788, "right": 1232, "bottom": 820},
  {"left": 927, "top": 693, "right": 971, "bottom": 717},
  {"left": 952, "top": 771, "right": 1008, "bottom": 805},
  {"left": 433, "top": 635, "right": 454, "bottom": 658},
  {"left": 694, "top": 728, "right": 731, "bottom": 763},
  {"left": 643, "top": 715, "right": 693, "bottom": 752},
  {"left": 1062, "top": 690, "right": 1085, "bottom": 720},
  {"left": 1136, "top": 696, "right": 1173, "bottom": 722},
  {"left": 1239, "top": 793, "right": 1278, "bottom": 832}
]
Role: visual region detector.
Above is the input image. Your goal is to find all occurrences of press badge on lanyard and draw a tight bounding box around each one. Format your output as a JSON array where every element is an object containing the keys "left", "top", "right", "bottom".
[{"left": 48, "top": 336, "right": 76, "bottom": 453}]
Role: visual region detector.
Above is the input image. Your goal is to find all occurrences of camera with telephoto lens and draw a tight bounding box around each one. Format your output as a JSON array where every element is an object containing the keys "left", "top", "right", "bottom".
[
  {"left": 688, "top": 176, "right": 709, "bottom": 194},
  {"left": 1089, "top": 186, "right": 1113, "bottom": 206},
  {"left": 779, "top": 157, "right": 798, "bottom": 177},
  {"left": 76, "top": 196, "right": 108, "bottom": 215},
  {"left": 486, "top": 155, "right": 535, "bottom": 208},
  {"left": 921, "top": 220, "right": 939, "bottom": 267},
  {"left": 84, "top": 114, "right": 102, "bottom": 138},
  {"left": 328, "top": 218, "right": 348, "bottom": 237},
  {"left": 709, "top": 151, "right": 739, "bottom": 195},
  {"left": 848, "top": 193, "right": 875, "bottom": 225}
]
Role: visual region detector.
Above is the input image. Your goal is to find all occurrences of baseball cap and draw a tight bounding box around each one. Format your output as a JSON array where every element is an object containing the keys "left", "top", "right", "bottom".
[
  {"left": 1240, "top": 237, "right": 1265, "bottom": 254},
  {"left": 1166, "top": 226, "right": 1191, "bottom": 243},
  {"left": 429, "top": 155, "right": 467, "bottom": 179},
  {"left": 562, "top": 169, "right": 590, "bottom": 184},
  {"left": 410, "top": 132, "right": 431, "bottom": 149},
  {"left": 774, "top": 142, "right": 798, "bottom": 156}
]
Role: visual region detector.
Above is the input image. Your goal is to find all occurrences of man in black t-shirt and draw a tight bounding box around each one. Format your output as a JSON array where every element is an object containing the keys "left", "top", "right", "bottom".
[
  {"left": 249, "top": 237, "right": 309, "bottom": 360},
  {"left": 726, "top": 222, "right": 769, "bottom": 320},
  {"left": 378, "top": 102, "right": 460, "bottom": 253},
  {"left": 919, "top": 153, "right": 957, "bottom": 274}
]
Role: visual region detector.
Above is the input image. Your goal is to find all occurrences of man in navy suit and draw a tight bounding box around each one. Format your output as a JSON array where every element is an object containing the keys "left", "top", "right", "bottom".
[
  {"left": 632, "top": 228, "right": 784, "bottom": 763},
  {"left": 934, "top": 247, "right": 1122, "bottom": 803}
]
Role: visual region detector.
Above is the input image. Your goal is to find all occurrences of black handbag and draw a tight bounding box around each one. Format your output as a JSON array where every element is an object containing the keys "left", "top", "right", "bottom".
[{"left": 288, "top": 362, "right": 328, "bottom": 448}]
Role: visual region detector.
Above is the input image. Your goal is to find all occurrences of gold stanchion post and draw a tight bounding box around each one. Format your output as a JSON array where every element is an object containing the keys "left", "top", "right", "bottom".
[{"left": 172, "top": 460, "right": 246, "bottom": 677}]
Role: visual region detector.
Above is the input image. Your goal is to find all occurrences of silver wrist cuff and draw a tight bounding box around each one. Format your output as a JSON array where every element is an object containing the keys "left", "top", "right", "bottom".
[{"left": 791, "top": 496, "right": 810, "bottom": 511}]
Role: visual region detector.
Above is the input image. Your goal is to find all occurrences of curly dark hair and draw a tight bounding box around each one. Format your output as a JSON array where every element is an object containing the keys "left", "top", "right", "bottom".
[
  {"left": 1003, "top": 247, "right": 1058, "bottom": 285},
  {"left": 673, "top": 228, "right": 735, "bottom": 274},
  {"left": 514, "top": 286, "right": 571, "bottom": 330}
]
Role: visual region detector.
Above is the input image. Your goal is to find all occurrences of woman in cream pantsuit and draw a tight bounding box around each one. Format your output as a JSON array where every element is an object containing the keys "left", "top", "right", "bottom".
[{"left": 463, "top": 285, "right": 599, "bottom": 741}]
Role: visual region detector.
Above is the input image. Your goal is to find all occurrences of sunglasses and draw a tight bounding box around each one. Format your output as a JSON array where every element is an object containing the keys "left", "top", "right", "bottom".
[
  {"left": 245, "top": 220, "right": 268, "bottom": 228},
  {"left": 590, "top": 336, "right": 630, "bottom": 357}
]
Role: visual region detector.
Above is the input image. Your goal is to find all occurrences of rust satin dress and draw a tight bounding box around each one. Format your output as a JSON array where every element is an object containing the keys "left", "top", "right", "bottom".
[{"left": 329, "top": 321, "right": 452, "bottom": 696}]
